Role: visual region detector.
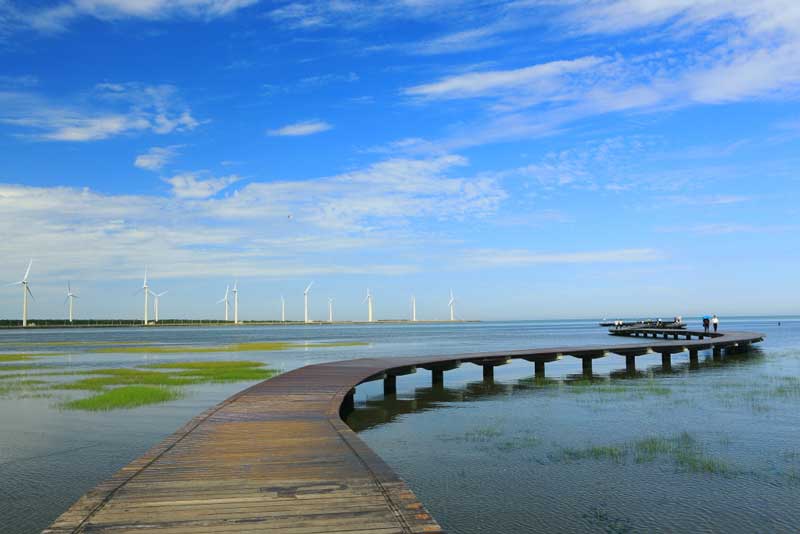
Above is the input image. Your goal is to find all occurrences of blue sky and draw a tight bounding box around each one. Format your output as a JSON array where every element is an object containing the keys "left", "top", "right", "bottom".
[{"left": 0, "top": 0, "right": 799, "bottom": 321}]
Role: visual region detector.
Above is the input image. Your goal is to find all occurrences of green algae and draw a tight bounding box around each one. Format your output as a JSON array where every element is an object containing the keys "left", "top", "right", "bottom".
[
  {"left": 553, "top": 432, "right": 735, "bottom": 475},
  {"left": 56, "top": 360, "right": 277, "bottom": 411},
  {"left": 0, "top": 379, "right": 48, "bottom": 398},
  {"left": 61, "top": 386, "right": 182, "bottom": 411}
]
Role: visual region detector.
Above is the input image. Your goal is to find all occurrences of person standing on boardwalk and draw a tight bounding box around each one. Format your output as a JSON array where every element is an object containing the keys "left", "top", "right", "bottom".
[
  {"left": 712, "top": 315, "right": 719, "bottom": 332},
  {"left": 703, "top": 317, "right": 710, "bottom": 333}
]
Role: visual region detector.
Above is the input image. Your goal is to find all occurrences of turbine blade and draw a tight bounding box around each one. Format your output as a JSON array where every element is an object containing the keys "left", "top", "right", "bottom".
[
  {"left": 64, "top": 295, "right": 69, "bottom": 305},
  {"left": 305, "top": 281, "right": 314, "bottom": 293},
  {"left": 26, "top": 285, "right": 34, "bottom": 301},
  {"left": 23, "top": 259, "right": 32, "bottom": 282}
]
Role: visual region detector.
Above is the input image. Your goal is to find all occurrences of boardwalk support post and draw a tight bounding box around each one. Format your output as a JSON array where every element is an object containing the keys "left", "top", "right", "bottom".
[
  {"left": 625, "top": 355, "right": 636, "bottom": 374},
  {"left": 713, "top": 346, "right": 722, "bottom": 361},
  {"left": 534, "top": 360, "right": 545, "bottom": 378},
  {"left": 689, "top": 349, "right": 699, "bottom": 366},
  {"left": 482, "top": 365, "right": 494, "bottom": 381},
  {"left": 661, "top": 352, "right": 671, "bottom": 370},
  {"left": 582, "top": 358, "right": 593, "bottom": 376},
  {"left": 432, "top": 368, "right": 444, "bottom": 385},
  {"left": 384, "top": 375, "right": 396, "bottom": 395}
]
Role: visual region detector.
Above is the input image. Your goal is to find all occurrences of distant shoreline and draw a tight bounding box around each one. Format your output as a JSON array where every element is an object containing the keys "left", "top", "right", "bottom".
[{"left": 0, "top": 319, "right": 479, "bottom": 330}]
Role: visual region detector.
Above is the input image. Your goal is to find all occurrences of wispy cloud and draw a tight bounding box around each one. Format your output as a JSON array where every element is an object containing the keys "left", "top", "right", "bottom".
[
  {"left": 466, "top": 248, "right": 663, "bottom": 266},
  {"left": 134, "top": 145, "right": 183, "bottom": 171},
  {"left": 404, "top": 56, "right": 605, "bottom": 100},
  {"left": 164, "top": 172, "right": 240, "bottom": 199},
  {"left": 0, "top": 83, "right": 198, "bottom": 142},
  {"left": 267, "top": 119, "right": 332, "bottom": 136},
  {"left": 0, "top": 154, "right": 506, "bottom": 280},
  {"left": 14, "top": 0, "right": 260, "bottom": 33}
]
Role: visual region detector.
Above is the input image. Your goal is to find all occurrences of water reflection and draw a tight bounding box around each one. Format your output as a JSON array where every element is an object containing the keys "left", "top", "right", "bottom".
[{"left": 347, "top": 347, "right": 765, "bottom": 432}]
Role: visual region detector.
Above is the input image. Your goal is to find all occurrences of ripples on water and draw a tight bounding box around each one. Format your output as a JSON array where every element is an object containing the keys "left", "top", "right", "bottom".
[{"left": 0, "top": 318, "right": 797, "bottom": 533}]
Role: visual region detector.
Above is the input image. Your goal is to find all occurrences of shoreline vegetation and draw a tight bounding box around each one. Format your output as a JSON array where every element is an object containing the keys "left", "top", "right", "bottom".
[
  {"left": 0, "top": 339, "right": 370, "bottom": 409},
  {"left": 56, "top": 361, "right": 277, "bottom": 411},
  {"left": 0, "top": 319, "right": 479, "bottom": 330}
]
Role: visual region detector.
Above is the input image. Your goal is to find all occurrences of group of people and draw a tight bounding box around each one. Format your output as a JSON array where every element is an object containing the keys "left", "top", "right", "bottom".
[{"left": 703, "top": 314, "right": 719, "bottom": 333}]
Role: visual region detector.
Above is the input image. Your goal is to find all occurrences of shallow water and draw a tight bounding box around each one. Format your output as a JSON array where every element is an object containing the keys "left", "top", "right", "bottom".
[
  {"left": 0, "top": 318, "right": 795, "bottom": 533},
  {"left": 350, "top": 317, "right": 800, "bottom": 533}
]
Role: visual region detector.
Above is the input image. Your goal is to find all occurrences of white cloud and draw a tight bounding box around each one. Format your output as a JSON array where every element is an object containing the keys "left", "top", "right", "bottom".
[
  {"left": 19, "top": 0, "right": 260, "bottom": 32},
  {"left": 0, "top": 83, "right": 198, "bottom": 142},
  {"left": 394, "top": 1, "right": 800, "bottom": 151},
  {"left": 404, "top": 56, "right": 605, "bottom": 100},
  {"left": 0, "top": 154, "right": 507, "bottom": 281},
  {"left": 267, "top": 119, "right": 332, "bottom": 136},
  {"left": 466, "top": 248, "right": 663, "bottom": 266},
  {"left": 165, "top": 172, "right": 240, "bottom": 199},
  {"left": 134, "top": 145, "right": 183, "bottom": 171}
]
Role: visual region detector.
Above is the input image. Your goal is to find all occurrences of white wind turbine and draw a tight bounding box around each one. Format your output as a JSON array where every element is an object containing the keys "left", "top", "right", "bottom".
[
  {"left": 8, "top": 260, "right": 34, "bottom": 327},
  {"left": 449, "top": 290, "right": 456, "bottom": 321},
  {"left": 233, "top": 281, "right": 240, "bottom": 324},
  {"left": 217, "top": 285, "right": 230, "bottom": 321},
  {"left": 363, "top": 289, "right": 374, "bottom": 323},
  {"left": 304, "top": 282, "right": 314, "bottom": 324},
  {"left": 136, "top": 268, "right": 150, "bottom": 325},
  {"left": 65, "top": 282, "right": 79, "bottom": 323},
  {"left": 411, "top": 295, "right": 417, "bottom": 322},
  {"left": 281, "top": 295, "right": 286, "bottom": 322},
  {"left": 328, "top": 297, "right": 334, "bottom": 323},
  {"left": 150, "top": 290, "right": 167, "bottom": 323}
]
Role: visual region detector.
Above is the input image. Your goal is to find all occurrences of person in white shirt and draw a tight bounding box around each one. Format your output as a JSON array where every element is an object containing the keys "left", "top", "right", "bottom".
[{"left": 712, "top": 315, "right": 719, "bottom": 332}]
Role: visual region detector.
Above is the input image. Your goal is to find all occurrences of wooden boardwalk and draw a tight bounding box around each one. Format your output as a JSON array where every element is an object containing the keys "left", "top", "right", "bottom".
[{"left": 45, "top": 328, "right": 764, "bottom": 534}]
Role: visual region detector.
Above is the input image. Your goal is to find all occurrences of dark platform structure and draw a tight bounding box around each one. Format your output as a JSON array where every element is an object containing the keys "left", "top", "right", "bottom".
[{"left": 45, "top": 328, "right": 763, "bottom": 533}]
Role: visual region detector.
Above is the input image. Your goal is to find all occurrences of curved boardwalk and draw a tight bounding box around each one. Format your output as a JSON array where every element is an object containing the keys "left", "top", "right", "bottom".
[{"left": 45, "top": 328, "right": 763, "bottom": 534}]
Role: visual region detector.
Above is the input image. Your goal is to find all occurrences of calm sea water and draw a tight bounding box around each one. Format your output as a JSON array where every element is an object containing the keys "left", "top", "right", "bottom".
[{"left": 0, "top": 318, "right": 796, "bottom": 533}]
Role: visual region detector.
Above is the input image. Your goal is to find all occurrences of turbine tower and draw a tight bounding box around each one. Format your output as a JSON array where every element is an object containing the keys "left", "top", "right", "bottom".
[
  {"left": 328, "top": 297, "right": 334, "bottom": 323},
  {"left": 66, "top": 282, "right": 78, "bottom": 323},
  {"left": 363, "top": 289, "right": 374, "bottom": 323},
  {"left": 281, "top": 295, "right": 286, "bottom": 322},
  {"left": 9, "top": 260, "right": 34, "bottom": 327},
  {"left": 150, "top": 290, "right": 167, "bottom": 323},
  {"left": 449, "top": 290, "right": 456, "bottom": 321},
  {"left": 217, "top": 285, "right": 230, "bottom": 321},
  {"left": 304, "top": 282, "right": 314, "bottom": 323},
  {"left": 140, "top": 268, "right": 149, "bottom": 325},
  {"left": 411, "top": 295, "right": 417, "bottom": 322},
  {"left": 233, "top": 281, "right": 239, "bottom": 324}
]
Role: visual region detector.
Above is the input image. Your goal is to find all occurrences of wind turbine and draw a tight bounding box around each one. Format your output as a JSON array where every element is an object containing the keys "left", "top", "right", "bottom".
[
  {"left": 217, "top": 285, "right": 230, "bottom": 321},
  {"left": 65, "top": 282, "right": 78, "bottom": 323},
  {"left": 281, "top": 295, "right": 286, "bottom": 322},
  {"left": 137, "top": 268, "right": 150, "bottom": 325},
  {"left": 233, "top": 281, "right": 239, "bottom": 324},
  {"left": 8, "top": 260, "right": 34, "bottom": 327},
  {"left": 411, "top": 295, "right": 417, "bottom": 322},
  {"left": 449, "top": 290, "right": 456, "bottom": 322},
  {"left": 363, "top": 289, "right": 374, "bottom": 323},
  {"left": 328, "top": 297, "right": 334, "bottom": 323},
  {"left": 304, "top": 281, "right": 314, "bottom": 323},
  {"left": 150, "top": 290, "right": 167, "bottom": 323}
]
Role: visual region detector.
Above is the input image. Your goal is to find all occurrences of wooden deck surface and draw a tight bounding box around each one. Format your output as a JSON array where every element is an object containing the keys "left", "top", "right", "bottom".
[{"left": 45, "top": 329, "right": 764, "bottom": 534}]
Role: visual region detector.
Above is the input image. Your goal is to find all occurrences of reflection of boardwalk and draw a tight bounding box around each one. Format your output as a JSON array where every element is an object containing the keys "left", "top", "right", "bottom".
[{"left": 46, "top": 329, "right": 763, "bottom": 533}]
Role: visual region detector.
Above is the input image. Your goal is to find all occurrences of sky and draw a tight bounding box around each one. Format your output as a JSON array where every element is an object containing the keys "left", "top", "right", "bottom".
[{"left": 0, "top": 0, "right": 799, "bottom": 322}]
